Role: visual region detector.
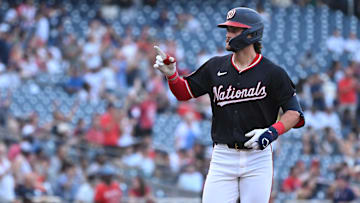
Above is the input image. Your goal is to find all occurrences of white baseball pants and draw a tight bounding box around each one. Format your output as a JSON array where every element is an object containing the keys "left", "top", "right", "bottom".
[{"left": 202, "top": 143, "right": 273, "bottom": 203}]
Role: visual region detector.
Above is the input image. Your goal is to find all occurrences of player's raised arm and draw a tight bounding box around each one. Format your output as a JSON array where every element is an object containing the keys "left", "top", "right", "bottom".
[{"left": 153, "top": 46, "right": 194, "bottom": 101}]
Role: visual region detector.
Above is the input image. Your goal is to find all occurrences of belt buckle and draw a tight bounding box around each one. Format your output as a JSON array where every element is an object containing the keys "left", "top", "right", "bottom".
[{"left": 234, "top": 143, "right": 240, "bottom": 151}]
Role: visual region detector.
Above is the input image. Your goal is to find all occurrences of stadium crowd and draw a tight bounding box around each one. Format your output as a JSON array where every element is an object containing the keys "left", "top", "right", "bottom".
[{"left": 0, "top": 0, "right": 358, "bottom": 202}]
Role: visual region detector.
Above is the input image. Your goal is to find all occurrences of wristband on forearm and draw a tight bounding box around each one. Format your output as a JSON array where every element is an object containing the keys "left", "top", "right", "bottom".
[
  {"left": 271, "top": 121, "right": 285, "bottom": 135},
  {"left": 166, "top": 71, "right": 178, "bottom": 82}
]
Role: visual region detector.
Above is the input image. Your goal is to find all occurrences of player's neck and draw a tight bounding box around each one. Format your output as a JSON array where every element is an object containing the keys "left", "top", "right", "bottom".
[{"left": 233, "top": 47, "right": 257, "bottom": 71}]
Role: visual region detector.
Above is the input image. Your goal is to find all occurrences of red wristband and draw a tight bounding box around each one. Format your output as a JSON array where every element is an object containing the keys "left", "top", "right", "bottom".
[
  {"left": 166, "top": 71, "right": 178, "bottom": 82},
  {"left": 272, "top": 121, "right": 285, "bottom": 135}
]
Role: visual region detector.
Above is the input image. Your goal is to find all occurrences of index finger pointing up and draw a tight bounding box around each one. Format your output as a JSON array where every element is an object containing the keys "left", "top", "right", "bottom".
[{"left": 154, "top": 45, "right": 167, "bottom": 59}]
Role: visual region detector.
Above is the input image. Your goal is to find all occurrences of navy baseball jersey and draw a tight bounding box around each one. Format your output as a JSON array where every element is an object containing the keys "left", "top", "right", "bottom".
[{"left": 184, "top": 54, "right": 295, "bottom": 147}]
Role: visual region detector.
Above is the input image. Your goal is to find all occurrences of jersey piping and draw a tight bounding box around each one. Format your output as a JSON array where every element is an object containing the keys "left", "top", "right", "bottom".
[
  {"left": 184, "top": 79, "right": 195, "bottom": 98},
  {"left": 231, "top": 54, "right": 262, "bottom": 73}
]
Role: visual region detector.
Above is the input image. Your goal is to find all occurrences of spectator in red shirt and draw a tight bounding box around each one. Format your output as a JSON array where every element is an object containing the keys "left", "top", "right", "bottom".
[
  {"left": 282, "top": 166, "right": 302, "bottom": 193},
  {"left": 86, "top": 115, "right": 104, "bottom": 146},
  {"left": 94, "top": 166, "right": 122, "bottom": 203},
  {"left": 135, "top": 93, "right": 157, "bottom": 137},
  {"left": 338, "top": 68, "right": 358, "bottom": 119},
  {"left": 100, "top": 103, "right": 120, "bottom": 147},
  {"left": 128, "top": 176, "right": 154, "bottom": 203}
]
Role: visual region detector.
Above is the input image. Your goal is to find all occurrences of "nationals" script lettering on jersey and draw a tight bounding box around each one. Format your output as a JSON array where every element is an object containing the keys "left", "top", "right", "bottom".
[{"left": 213, "top": 82, "right": 267, "bottom": 107}]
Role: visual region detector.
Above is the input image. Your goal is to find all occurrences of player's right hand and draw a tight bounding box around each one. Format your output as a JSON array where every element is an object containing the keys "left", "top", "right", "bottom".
[{"left": 153, "top": 46, "right": 176, "bottom": 77}]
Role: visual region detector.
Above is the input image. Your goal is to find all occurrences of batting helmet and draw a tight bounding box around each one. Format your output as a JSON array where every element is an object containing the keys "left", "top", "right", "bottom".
[{"left": 218, "top": 7, "right": 264, "bottom": 52}]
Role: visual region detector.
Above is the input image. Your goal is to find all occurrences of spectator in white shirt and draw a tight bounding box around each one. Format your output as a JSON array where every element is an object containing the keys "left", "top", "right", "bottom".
[
  {"left": 344, "top": 32, "right": 360, "bottom": 56},
  {"left": 304, "top": 106, "right": 326, "bottom": 130},
  {"left": 177, "top": 164, "right": 204, "bottom": 193},
  {"left": 75, "top": 174, "right": 96, "bottom": 203},
  {"left": 326, "top": 30, "right": 345, "bottom": 55},
  {"left": 174, "top": 111, "right": 201, "bottom": 151},
  {"left": 319, "top": 107, "right": 341, "bottom": 133},
  {"left": 0, "top": 142, "right": 15, "bottom": 203},
  {"left": 35, "top": 12, "right": 50, "bottom": 43}
]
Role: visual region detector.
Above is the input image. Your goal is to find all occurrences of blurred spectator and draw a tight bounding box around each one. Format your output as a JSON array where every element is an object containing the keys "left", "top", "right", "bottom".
[
  {"left": 169, "top": 148, "right": 191, "bottom": 174},
  {"left": 153, "top": 150, "right": 172, "bottom": 182},
  {"left": 34, "top": 11, "right": 50, "bottom": 44},
  {"left": 0, "top": 26, "right": 11, "bottom": 65},
  {"left": 94, "top": 166, "right": 122, "bottom": 203},
  {"left": 75, "top": 174, "right": 96, "bottom": 203},
  {"left": 320, "top": 127, "right": 342, "bottom": 155},
  {"left": 256, "top": 3, "right": 270, "bottom": 23},
  {"left": 304, "top": 106, "right": 324, "bottom": 130},
  {"left": 282, "top": 166, "right": 302, "bottom": 193},
  {"left": 302, "top": 126, "right": 319, "bottom": 155},
  {"left": 297, "top": 160, "right": 325, "bottom": 199},
  {"left": 0, "top": 89, "right": 11, "bottom": 126},
  {"left": 61, "top": 34, "right": 81, "bottom": 64},
  {"left": 309, "top": 74, "right": 326, "bottom": 111},
  {"left": 321, "top": 107, "right": 341, "bottom": 132},
  {"left": 74, "top": 118, "right": 87, "bottom": 137},
  {"left": 0, "top": 142, "right": 15, "bottom": 202},
  {"left": 156, "top": 10, "right": 169, "bottom": 28},
  {"left": 121, "top": 35, "right": 138, "bottom": 64},
  {"left": 100, "top": 103, "right": 121, "bottom": 147},
  {"left": 296, "top": 179, "right": 317, "bottom": 199},
  {"left": 48, "top": 145, "right": 68, "bottom": 183},
  {"left": 86, "top": 115, "right": 105, "bottom": 146},
  {"left": 174, "top": 111, "right": 201, "bottom": 151},
  {"left": 19, "top": 53, "right": 39, "bottom": 78},
  {"left": 341, "top": 132, "right": 357, "bottom": 166},
  {"left": 134, "top": 92, "right": 157, "bottom": 138},
  {"left": 337, "top": 68, "right": 358, "bottom": 120},
  {"left": 321, "top": 73, "right": 337, "bottom": 108},
  {"left": 185, "top": 14, "right": 201, "bottom": 33},
  {"left": 328, "top": 61, "right": 345, "bottom": 83},
  {"left": 344, "top": 32, "right": 360, "bottom": 57},
  {"left": 128, "top": 176, "right": 155, "bottom": 203},
  {"left": 65, "top": 67, "right": 84, "bottom": 94},
  {"left": 272, "top": 0, "right": 292, "bottom": 7},
  {"left": 328, "top": 175, "right": 356, "bottom": 203},
  {"left": 13, "top": 141, "right": 33, "bottom": 186},
  {"left": 100, "top": 60, "right": 117, "bottom": 93},
  {"left": 54, "top": 162, "right": 83, "bottom": 201},
  {"left": 110, "top": 49, "right": 128, "bottom": 90},
  {"left": 177, "top": 164, "right": 204, "bottom": 193},
  {"left": 326, "top": 30, "right": 345, "bottom": 55},
  {"left": 15, "top": 172, "right": 38, "bottom": 203},
  {"left": 295, "top": 161, "right": 308, "bottom": 182},
  {"left": 87, "top": 154, "right": 107, "bottom": 176},
  {"left": 122, "top": 144, "right": 155, "bottom": 177},
  {"left": 83, "top": 67, "right": 105, "bottom": 103},
  {"left": 299, "top": 51, "right": 317, "bottom": 70}
]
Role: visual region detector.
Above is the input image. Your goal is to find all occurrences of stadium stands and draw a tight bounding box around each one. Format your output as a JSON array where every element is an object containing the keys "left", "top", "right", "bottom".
[{"left": 0, "top": 0, "right": 359, "bottom": 202}]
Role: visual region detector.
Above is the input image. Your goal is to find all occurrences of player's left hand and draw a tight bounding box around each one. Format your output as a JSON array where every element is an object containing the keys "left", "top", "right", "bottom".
[
  {"left": 153, "top": 46, "right": 177, "bottom": 77},
  {"left": 244, "top": 127, "right": 279, "bottom": 150}
]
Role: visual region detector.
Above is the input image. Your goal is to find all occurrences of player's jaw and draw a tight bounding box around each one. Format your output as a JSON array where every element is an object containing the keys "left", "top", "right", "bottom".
[{"left": 225, "top": 37, "right": 235, "bottom": 52}]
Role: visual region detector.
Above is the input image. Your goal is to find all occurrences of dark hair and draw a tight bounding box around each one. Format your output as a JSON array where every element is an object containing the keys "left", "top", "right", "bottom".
[
  {"left": 135, "top": 176, "right": 146, "bottom": 196},
  {"left": 254, "top": 41, "right": 262, "bottom": 54},
  {"left": 102, "top": 174, "right": 112, "bottom": 185}
]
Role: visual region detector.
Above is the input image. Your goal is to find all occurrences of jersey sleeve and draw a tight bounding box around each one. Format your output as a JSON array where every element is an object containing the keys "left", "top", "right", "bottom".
[
  {"left": 271, "top": 67, "right": 296, "bottom": 106},
  {"left": 183, "top": 59, "right": 211, "bottom": 98}
]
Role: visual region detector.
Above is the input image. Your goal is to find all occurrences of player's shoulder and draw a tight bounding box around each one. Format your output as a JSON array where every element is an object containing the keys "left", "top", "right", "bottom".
[
  {"left": 193, "top": 54, "right": 231, "bottom": 73},
  {"left": 261, "top": 55, "right": 288, "bottom": 73},
  {"left": 260, "top": 56, "right": 281, "bottom": 69},
  {"left": 206, "top": 54, "right": 232, "bottom": 64}
]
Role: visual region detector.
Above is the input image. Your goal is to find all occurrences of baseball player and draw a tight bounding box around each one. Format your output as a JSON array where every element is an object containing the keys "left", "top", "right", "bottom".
[{"left": 153, "top": 7, "right": 305, "bottom": 203}]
